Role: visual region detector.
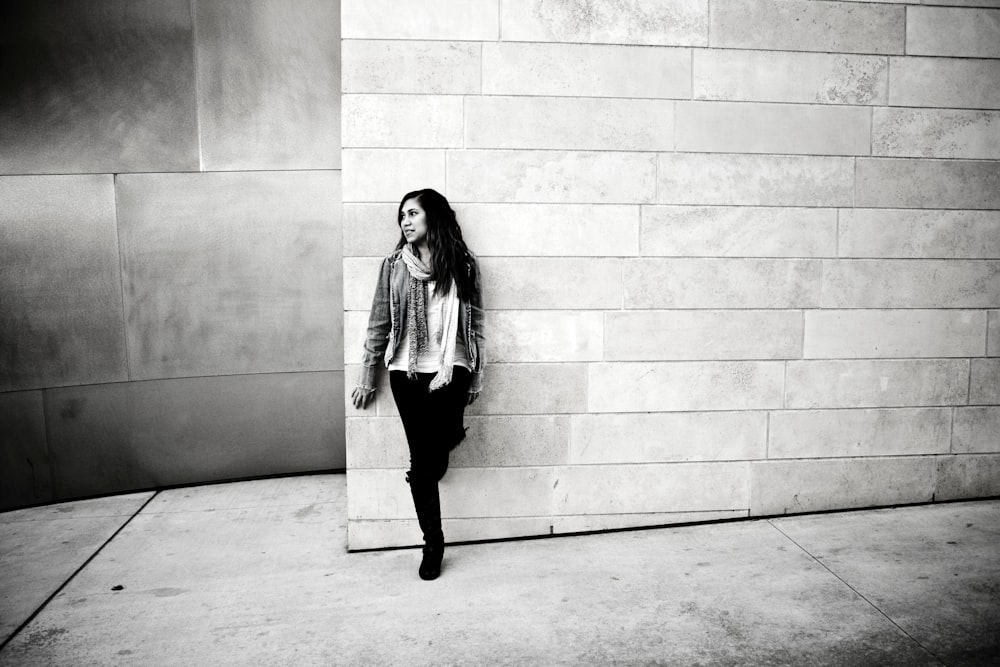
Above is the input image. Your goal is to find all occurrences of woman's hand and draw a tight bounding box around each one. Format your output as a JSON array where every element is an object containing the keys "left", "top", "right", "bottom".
[
  {"left": 352, "top": 386, "right": 375, "bottom": 410},
  {"left": 466, "top": 391, "right": 479, "bottom": 406}
]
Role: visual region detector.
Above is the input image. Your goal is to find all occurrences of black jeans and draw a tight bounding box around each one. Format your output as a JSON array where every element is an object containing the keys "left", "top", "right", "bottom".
[{"left": 390, "top": 366, "right": 471, "bottom": 545}]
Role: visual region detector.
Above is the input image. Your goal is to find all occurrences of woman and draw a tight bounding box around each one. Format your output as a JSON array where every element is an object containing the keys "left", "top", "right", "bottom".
[{"left": 351, "top": 188, "right": 485, "bottom": 581}]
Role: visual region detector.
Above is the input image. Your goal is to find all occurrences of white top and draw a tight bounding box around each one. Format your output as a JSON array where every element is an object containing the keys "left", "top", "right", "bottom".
[{"left": 389, "top": 280, "right": 470, "bottom": 373}]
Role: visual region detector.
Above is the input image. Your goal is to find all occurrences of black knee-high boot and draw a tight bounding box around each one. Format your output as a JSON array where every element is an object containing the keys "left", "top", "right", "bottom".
[{"left": 407, "top": 474, "right": 444, "bottom": 580}]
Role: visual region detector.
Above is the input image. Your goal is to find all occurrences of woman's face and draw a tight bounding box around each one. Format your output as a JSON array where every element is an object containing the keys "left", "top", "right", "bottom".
[{"left": 399, "top": 198, "right": 428, "bottom": 247}]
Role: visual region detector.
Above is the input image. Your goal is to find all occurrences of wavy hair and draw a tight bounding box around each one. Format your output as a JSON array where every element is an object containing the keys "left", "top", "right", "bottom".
[{"left": 396, "top": 189, "right": 476, "bottom": 301}]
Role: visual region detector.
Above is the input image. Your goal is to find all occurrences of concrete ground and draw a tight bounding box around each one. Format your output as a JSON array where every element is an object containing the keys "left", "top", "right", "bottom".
[{"left": 0, "top": 475, "right": 997, "bottom": 666}]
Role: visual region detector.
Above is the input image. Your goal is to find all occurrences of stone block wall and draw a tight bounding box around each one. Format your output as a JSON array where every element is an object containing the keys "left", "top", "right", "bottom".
[
  {"left": 0, "top": 0, "right": 344, "bottom": 509},
  {"left": 342, "top": 0, "right": 1000, "bottom": 549}
]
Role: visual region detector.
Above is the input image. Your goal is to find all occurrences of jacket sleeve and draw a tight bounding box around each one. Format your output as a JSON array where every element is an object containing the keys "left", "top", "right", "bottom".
[
  {"left": 468, "top": 253, "right": 486, "bottom": 394},
  {"left": 356, "top": 255, "right": 393, "bottom": 392}
]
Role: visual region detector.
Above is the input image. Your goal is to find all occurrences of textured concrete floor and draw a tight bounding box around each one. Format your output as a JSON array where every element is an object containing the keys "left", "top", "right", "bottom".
[{"left": 0, "top": 475, "right": 997, "bottom": 666}]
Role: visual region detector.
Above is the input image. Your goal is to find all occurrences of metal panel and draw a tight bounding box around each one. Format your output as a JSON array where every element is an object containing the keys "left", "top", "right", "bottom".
[
  {"left": 194, "top": 0, "right": 341, "bottom": 170},
  {"left": 0, "top": 0, "right": 199, "bottom": 174},
  {"left": 0, "top": 391, "right": 51, "bottom": 510},
  {"left": 0, "top": 175, "right": 128, "bottom": 392},
  {"left": 47, "top": 372, "right": 345, "bottom": 499},
  {"left": 117, "top": 170, "right": 342, "bottom": 380}
]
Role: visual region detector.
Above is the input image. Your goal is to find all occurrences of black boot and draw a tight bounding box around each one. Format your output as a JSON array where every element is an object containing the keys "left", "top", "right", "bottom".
[
  {"left": 419, "top": 541, "right": 444, "bottom": 581},
  {"left": 408, "top": 474, "right": 445, "bottom": 580}
]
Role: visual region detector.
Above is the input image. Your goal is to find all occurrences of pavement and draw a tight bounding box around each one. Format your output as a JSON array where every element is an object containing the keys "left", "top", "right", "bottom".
[{"left": 0, "top": 474, "right": 997, "bottom": 666}]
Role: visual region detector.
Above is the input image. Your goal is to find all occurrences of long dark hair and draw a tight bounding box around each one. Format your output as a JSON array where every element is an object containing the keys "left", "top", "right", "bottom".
[{"left": 396, "top": 189, "right": 476, "bottom": 301}]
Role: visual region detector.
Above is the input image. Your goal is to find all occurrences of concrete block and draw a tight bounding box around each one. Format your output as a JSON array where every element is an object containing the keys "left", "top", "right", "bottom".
[
  {"left": 348, "top": 414, "right": 569, "bottom": 469},
  {"left": 889, "top": 57, "right": 1000, "bottom": 109},
  {"left": 675, "top": 102, "right": 871, "bottom": 156},
  {"left": 343, "top": 257, "right": 382, "bottom": 311},
  {"left": 570, "top": 412, "right": 767, "bottom": 464},
  {"left": 804, "top": 310, "right": 987, "bottom": 359},
  {"left": 479, "top": 258, "right": 622, "bottom": 310},
  {"left": 482, "top": 42, "right": 691, "bottom": 99},
  {"left": 692, "top": 49, "right": 888, "bottom": 105},
  {"left": 342, "top": 0, "right": 498, "bottom": 40},
  {"left": 991, "top": 311, "right": 1000, "bottom": 356},
  {"left": 785, "top": 359, "right": 969, "bottom": 409},
  {"left": 657, "top": 153, "right": 854, "bottom": 206},
  {"left": 936, "top": 454, "right": 1000, "bottom": 500},
  {"left": 821, "top": 260, "right": 1000, "bottom": 308},
  {"left": 709, "top": 0, "right": 904, "bottom": 54},
  {"left": 47, "top": 372, "right": 344, "bottom": 500},
  {"left": 0, "top": 0, "right": 198, "bottom": 174},
  {"left": 501, "top": 0, "right": 708, "bottom": 46},
  {"left": 342, "top": 149, "right": 446, "bottom": 203},
  {"left": 117, "top": 171, "right": 341, "bottom": 379},
  {"left": 750, "top": 457, "right": 936, "bottom": 516},
  {"left": 466, "top": 364, "right": 588, "bottom": 416},
  {"left": 554, "top": 462, "right": 751, "bottom": 515},
  {"left": 953, "top": 408, "right": 1000, "bottom": 454},
  {"left": 466, "top": 97, "right": 674, "bottom": 151},
  {"left": 342, "top": 204, "right": 401, "bottom": 257},
  {"left": 970, "top": 359, "right": 1000, "bottom": 405},
  {"left": 489, "top": 311, "right": 604, "bottom": 362},
  {"left": 873, "top": 109, "right": 1000, "bottom": 160},
  {"left": 342, "top": 95, "right": 463, "bottom": 148},
  {"left": 0, "top": 391, "right": 51, "bottom": 510},
  {"left": 448, "top": 151, "right": 656, "bottom": 204},
  {"left": 640, "top": 206, "right": 837, "bottom": 257},
  {"left": 907, "top": 7, "right": 1000, "bottom": 58},
  {"left": 624, "top": 258, "right": 822, "bottom": 308},
  {"left": 342, "top": 40, "right": 480, "bottom": 94},
  {"left": 604, "top": 310, "right": 802, "bottom": 361},
  {"left": 768, "top": 408, "right": 951, "bottom": 459},
  {"left": 551, "top": 509, "right": 747, "bottom": 534},
  {"left": 194, "top": 0, "right": 339, "bottom": 170},
  {"left": 348, "top": 516, "right": 553, "bottom": 550},
  {"left": 347, "top": 467, "right": 555, "bottom": 520},
  {"left": 588, "top": 361, "right": 785, "bottom": 413},
  {"left": 0, "top": 175, "right": 127, "bottom": 392},
  {"left": 839, "top": 209, "right": 1000, "bottom": 259}
]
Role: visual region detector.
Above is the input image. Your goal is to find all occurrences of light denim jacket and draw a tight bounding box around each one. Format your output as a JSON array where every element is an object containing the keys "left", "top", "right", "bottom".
[{"left": 356, "top": 248, "right": 485, "bottom": 394}]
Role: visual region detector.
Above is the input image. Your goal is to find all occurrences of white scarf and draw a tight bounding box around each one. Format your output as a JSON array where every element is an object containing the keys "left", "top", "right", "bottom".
[{"left": 401, "top": 245, "right": 461, "bottom": 391}]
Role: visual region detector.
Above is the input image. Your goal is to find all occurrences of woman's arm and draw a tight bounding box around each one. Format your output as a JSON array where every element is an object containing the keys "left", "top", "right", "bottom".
[
  {"left": 467, "top": 253, "right": 486, "bottom": 402},
  {"left": 352, "top": 255, "right": 393, "bottom": 409}
]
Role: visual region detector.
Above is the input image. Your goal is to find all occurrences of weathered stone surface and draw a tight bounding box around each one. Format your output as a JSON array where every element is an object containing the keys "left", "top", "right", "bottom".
[
  {"left": 839, "top": 209, "right": 1000, "bottom": 259},
  {"left": 342, "top": 95, "right": 463, "bottom": 148},
  {"left": 768, "top": 408, "right": 951, "bottom": 458},
  {"left": 751, "top": 457, "right": 937, "bottom": 515},
  {"left": 0, "top": 0, "right": 199, "bottom": 174},
  {"left": 872, "top": 109, "right": 1000, "bottom": 160},
  {"left": 47, "top": 373, "right": 344, "bottom": 499},
  {"left": 624, "top": 258, "right": 822, "bottom": 308},
  {"left": 889, "top": 57, "right": 1000, "bottom": 109},
  {"left": 342, "top": 41, "right": 480, "bottom": 94},
  {"left": 342, "top": 204, "right": 401, "bottom": 257},
  {"left": 501, "top": 0, "right": 709, "bottom": 46},
  {"left": 588, "top": 361, "right": 785, "bottom": 412},
  {"left": 640, "top": 206, "right": 837, "bottom": 257},
  {"left": 856, "top": 158, "right": 1000, "bottom": 209},
  {"left": 342, "top": 0, "right": 498, "bottom": 39},
  {"left": 936, "top": 454, "right": 1000, "bottom": 500},
  {"left": 570, "top": 412, "right": 767, "bottom": 464},
  {"left": 804, "top": 310, "right": 987, "bottom": 358},
  {"left": 693, "top": 49, "right": 888, "bottom": 105},
  {"left": 348, "top": 415, "right": 569, "bottom": 469},
  {"left": 970, "top": 358, "right": 1000, "bottom": 404},
  {"left": 342, "top": 149, "right": 446, "bottom": 202},
  {"left": 906, "top": 7, "right": 1000, "bottom": 58},
  {"left": 710, "top": 0, "right": 905, "bottom": 54},
  {"left": 449, "top": 151, "right": 656, "bottom": 204},
  {"left": 118, "top": 171, "right": 341, "bottom": 379},
  {"left": 479, "top": 258, "right": 622, "bottom": 309},
  {"left": 466, "top": 96, "right": 674, "bottom": 151},
  {"left": 0, "top": 175, "right": 127, "bottom": 392},
  {"left": 482, "top": 42, "right": 691, "bottom": 98},
  {"left": 0, "top": 391, "right": 50, "bottom": 510},
  {"left": 658, "top": 153, "right": 854, "bottom": 206},
  {"left": 990, "top": 311, "right": 1000, "bottom": 356},
  {"left": 675, "top": 102, "right": 871, "bottom": 155},
  {"left": 195, "top": 0, "right": 339, "bottom": 170},
  {"left": 785, "top": 359, "right": 969, "bottom": 409},
  {"left": 554, "top": 462, "right": 750, "bottom": 515},
  {"left": 342, "top": 257, "right": 382, "bottom": 311},
  {"left": 821, "top": 260, "right": 1000, "bottom": 308},
  {"left": 489, "top": 311, "right": 604, "bottom": 362},
  {"left": 604, "top": 310, "right": 802, "bottom": 360},
  {"left": 953, "top": 407, "right": 1000, "bottom": 454}
]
